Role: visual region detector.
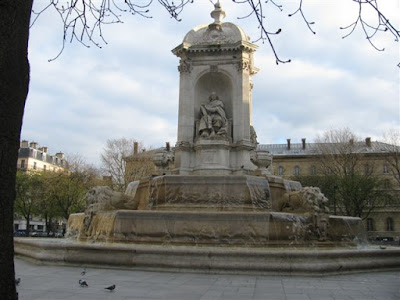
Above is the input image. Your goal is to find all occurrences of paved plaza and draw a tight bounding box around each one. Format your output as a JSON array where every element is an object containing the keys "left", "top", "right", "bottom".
[{"left": 15, "top": 257, "right": 399, "bottom": 300}]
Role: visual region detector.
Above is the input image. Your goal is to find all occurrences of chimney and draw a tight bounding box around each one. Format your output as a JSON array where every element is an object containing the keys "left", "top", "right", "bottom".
[
  {"left": 20, "top": 140, "right": 29, "bottom": 148},
  {"left": 30, "top": 141, "right": 38, "bottom": 149},
  {"left": 366, "top": 137, "right": 372, "bottom": 147},
  {"left": 40, "top": 146, "right": 48, "bottom": 153},
  {"left": 301, "top": 138, "right": 306, "bottom": 150},
  {"left": 134, "top": 142, "right": 138, "bottom": 155},
  {"left": 56, "top": 152, "right": 65, "bottom": 159},
  {"left": 287, "top": 139, "right": 291, "bottom": 150},
  {"left": 166, "top": 142, "right": 170, "bottom": 152}
]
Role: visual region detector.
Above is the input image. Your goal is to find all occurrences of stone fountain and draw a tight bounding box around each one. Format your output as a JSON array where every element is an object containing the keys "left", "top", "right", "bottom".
[{"left": 15, "top": 2, "right": 400, "bottom": 275}]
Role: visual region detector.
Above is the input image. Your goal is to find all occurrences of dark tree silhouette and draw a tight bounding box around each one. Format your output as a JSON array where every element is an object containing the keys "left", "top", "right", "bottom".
[{"left": 0, "top": 1, "right": 398, "bottom": 299}]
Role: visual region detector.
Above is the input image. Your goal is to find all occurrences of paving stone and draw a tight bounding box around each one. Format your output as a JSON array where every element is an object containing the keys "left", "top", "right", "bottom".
[{"left": 14, "top": 258, "right": 400, "bottom": 300}]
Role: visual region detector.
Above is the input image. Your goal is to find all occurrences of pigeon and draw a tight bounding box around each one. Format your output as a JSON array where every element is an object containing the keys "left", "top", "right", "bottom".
[
  {"left": 105, "top": 284, "right": 116, "bottom": 291},
  {"left": 79, "top": 279, "right": 89, "bottom": 287},
  {"left": 15, "top": 278, "right": 21, "bottom": 286},
  {"left": 81, "top": 268, "right": 86, "bottom": 276}
]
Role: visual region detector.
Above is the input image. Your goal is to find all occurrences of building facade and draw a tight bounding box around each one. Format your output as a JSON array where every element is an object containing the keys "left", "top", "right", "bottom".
[
  {"left": 259, "top": 138, "right": 400, "bottom": 242},
  {"left": 17, "top": 140, "right": 66, "bottom": 172},
  {"left": 14, "top": 140, "right": 67, "bottom": 234}
]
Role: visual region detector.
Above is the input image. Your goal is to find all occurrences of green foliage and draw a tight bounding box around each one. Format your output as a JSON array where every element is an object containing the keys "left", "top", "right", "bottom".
[
  {"left": 292, "top": 129, "right": 390, "bottom": 219},
  {"left": 294, "top": 173, "right": 387, "bottom": 219},
  {"left": 15, "top": 171, "right": 43, "bottom": 236},
  {"left": 15, "top": 162, "right": 104, "bottom": 229},
  {"left": 44, "top": 170, "right": 97, "bottom": 220}
]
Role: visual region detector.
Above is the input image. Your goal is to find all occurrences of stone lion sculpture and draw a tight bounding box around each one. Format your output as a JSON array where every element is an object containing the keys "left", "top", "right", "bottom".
[
  {"left": 84, "top": 186, "right": 139, "bottom": 214},
  {"left": 82, "top": 186, "right": 139, "bottom": 232},
  {"left": 280, "top": 186, "right": 330, "bottom": 241}
]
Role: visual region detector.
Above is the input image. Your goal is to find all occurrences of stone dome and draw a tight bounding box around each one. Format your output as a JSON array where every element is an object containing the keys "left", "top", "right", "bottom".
[
  {"left": 178, "top": 1, "right": 251, "bottom": 50},
  {"left": 182, "top": 22, "right": 250, "bottom": 46},
  {"left": 172, "top": 2, "right": 257, "bottom": 56}
]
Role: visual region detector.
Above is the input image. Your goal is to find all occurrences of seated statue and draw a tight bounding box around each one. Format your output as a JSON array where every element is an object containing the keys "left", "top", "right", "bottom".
[{"left": 198, "top": 92, "right": 228, "bottom": 138}]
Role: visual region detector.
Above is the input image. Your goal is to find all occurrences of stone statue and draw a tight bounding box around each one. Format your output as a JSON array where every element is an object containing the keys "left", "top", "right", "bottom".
[
  {"left": 250, "top": 125, "right": 258, "bottom": 145},
  {"left": 198, "top": 92, "right": 228, "bottom": 138},
  {"left": 279, "top": 186, "right": 330, "bottom": 241},
  {"left": 84, "top": 186, "right": 138, "bottom": 216},
  {"left": 301, "top": 187, "right": 330, "bottom": 241}
]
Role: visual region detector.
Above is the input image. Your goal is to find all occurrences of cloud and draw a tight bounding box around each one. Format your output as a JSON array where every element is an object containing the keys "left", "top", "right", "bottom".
[{"left": 23, "top": 1, "right": 399, "bottom": 166}]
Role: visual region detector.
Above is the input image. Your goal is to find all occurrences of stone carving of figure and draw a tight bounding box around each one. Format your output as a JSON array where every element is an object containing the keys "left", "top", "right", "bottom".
[
  {"left": 250, "top": 125, "right": 258, "bottom": 145},
  {"left": 198, "top": 92, "right": 228, "bottom": 138}
]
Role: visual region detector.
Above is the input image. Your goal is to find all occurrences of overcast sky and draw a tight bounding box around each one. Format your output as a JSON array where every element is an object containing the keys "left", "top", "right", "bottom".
[{"left": 23, "top": 0, "right": 399, "bottom": 166}]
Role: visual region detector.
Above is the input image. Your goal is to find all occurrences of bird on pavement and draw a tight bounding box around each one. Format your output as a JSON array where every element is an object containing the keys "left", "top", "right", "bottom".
[
  {"left": 79, "top": 279, "right": 89, "bottom": 287},
  {"left": 15, "top": 278, "right": 21, "bottom": 286},
  {"left": 105, "top": 284, "right": 116, "bottom": 291},
  {"left": 81, "top": 268, "right": 86, "bottom": 276}
]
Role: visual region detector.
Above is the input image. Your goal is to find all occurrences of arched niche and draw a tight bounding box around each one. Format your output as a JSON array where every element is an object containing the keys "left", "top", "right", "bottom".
[{"left": 194, "top": 72, "right": 233, "bottom": 122}]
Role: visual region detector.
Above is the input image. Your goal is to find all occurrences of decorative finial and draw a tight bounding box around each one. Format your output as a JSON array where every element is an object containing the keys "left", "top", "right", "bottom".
[{"left": 210, "top": 0, "right": 226, "bottom": 25}]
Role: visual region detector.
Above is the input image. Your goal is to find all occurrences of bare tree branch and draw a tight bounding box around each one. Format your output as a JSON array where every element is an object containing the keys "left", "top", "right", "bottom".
[
  {"left": 233, "top": 0, "right": 290, "bottom": 64},
  {"left": 340, "top": 0, "right": 400, "bottom": 54},
  {"left": 288, "top": 0, "right": 315, "bottom": 34},
  {"left": 30, "top": 0, "right": 399, "bottom": 65},
  {"left": 31, "top": 0, "right": 193, "bottom": 61}
]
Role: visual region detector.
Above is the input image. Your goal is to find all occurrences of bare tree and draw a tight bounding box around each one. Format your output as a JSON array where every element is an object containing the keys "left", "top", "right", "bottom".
[
  {"left": 100, "top": 138, "right": 153, "bottom": 192},
  {"left": 382, "top": 129, "right": 400, "bottom": 187},
  {"left": 313, "top": 128, "right": 387, "bottom": 218}
]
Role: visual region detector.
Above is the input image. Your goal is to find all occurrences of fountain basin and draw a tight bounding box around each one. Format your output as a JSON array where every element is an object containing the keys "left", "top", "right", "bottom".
[
  {"left": 66, "top": 210, "right": 366, "bottom": 247},
  {"left": 14, "top": 238, "right": 400, "bottom": 275}
]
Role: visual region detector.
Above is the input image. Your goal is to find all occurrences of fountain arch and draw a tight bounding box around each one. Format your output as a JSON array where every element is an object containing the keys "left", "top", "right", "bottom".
[{"left": 194, "top": 71, "right": 233, "bottom": 124}]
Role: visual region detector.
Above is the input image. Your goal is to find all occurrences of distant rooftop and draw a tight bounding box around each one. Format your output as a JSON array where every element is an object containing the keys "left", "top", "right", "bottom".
[
  {"left": 258, "top": 138, "right": 397, "bottom": 156},
  {"left": 18, "top": 140, "right": 66, "bottom": 166}
]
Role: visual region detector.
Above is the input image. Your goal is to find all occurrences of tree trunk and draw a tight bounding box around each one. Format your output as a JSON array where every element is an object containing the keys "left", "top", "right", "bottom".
[
  {"left": 46, "top": 215, "right": 53, "bottom": 235},
  {"left": 25, "top": 217, "right": 31, "bottom": 237},
  {"left": 0, "top": 1, "right": 33, "bottom": 299}
]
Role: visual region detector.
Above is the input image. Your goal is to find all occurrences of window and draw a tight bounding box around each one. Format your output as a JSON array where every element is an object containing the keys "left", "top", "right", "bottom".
[
  {"left": 383, "top": 164, "right": 390, "bottom": 174},
  {"left": 366, "top": 218, "right": 374, "bottom": 231},
  {"left": 386, "top": 218, "right": 394, "bottom": 231},
  {"left": 20, "top": 160, "right": 25, "bottom": 169},
  {"left": 310, "top": 166, "right": 317, "bottom": 175},
  {"left": 278, "top": 166, "right": 284, "bottom": 176},
  {"left": 294, "top": 166, "right": 300, "bottom": 176},
  {"left": 364, "top": 164, "right": 372, "bottom": 175}
]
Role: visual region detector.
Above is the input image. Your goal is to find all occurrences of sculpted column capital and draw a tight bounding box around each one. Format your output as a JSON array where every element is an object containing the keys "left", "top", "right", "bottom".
[
  {"left": 237, "top": 61, "right": 250, "bottom": 72},
  {"left": 178, "top": 60, "right": 192, "bottom": 73}
]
